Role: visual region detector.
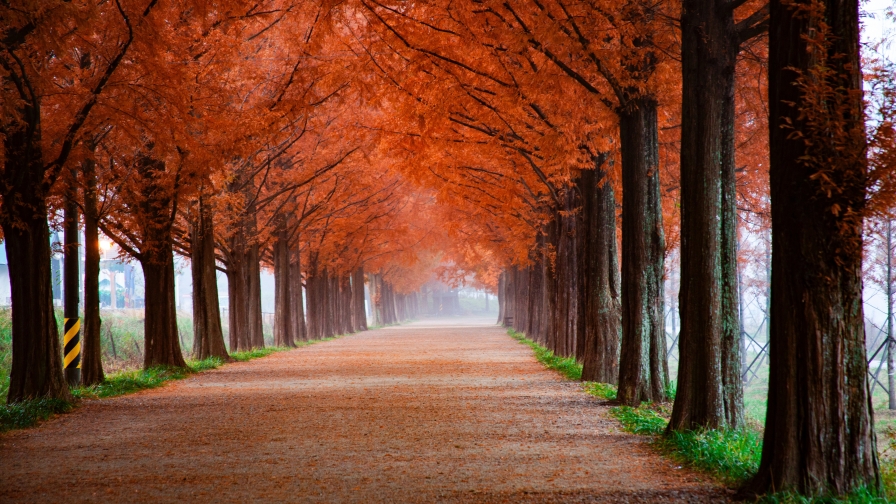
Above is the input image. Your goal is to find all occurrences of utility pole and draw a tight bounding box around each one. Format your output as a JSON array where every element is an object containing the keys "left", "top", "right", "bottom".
[{"left": 63, "top": 188, "right": 81, "bottom": 387}]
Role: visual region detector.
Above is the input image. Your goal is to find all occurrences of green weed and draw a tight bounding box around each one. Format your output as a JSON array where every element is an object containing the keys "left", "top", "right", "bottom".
[
  {"left": 0, "top": 308, "right": 10, "bottom": 402},
  {"left": 756, "top": 487, "right": 889, "bottom": 503},
  {"left": 583, "top": 381, "right": 618, "bottom": 400},
  {"left": 74, "top": 366, "right": 190, "bottom": 399},
  {"left": 0, "top": 397, "right": 74, "bottom": 432},
  {"left": 666, "top": 379, "right": 678, "bottom": 401},
  {"left": 230, "top": 347, "right": 288, "bottom": 361},
  {"left": 189, "top": 356, "right": 226, "bottom": 372},
  {"left": 883, "top": 460, "right": 896, "bottom": 503},
  {"left": 508, "top": 329, "right": 582, "bottom": 381},
  {"left": 2, "top": 347, "right": 285, "bottom": 432},
  {"left": 608, "top": 405, "right": 668, "bottom": 435},
  {"left": 510, "top": 327, "right": 767, "bottom": 491},
  {"left": 607, "top": 404, "right": 763, "bottom": 486},
  {"left": 662, "top": 428, "right": 761, "bottom": 485}
]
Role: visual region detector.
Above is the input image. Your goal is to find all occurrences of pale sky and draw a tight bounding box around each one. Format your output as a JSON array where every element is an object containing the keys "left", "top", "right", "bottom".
[{"left": 863, "top": 0, "right": 895, "bottom": 60}]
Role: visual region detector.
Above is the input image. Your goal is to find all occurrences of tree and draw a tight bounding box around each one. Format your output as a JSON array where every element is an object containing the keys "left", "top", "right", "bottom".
[
  {"left": 669, "top": 0, "right": 768, "bottom": 431},
  {"left": 80, "top": 150, "right": 105, "bottom": 385},
  {"left": 190, "top": 191, "right": 229, "bottom": 360},
  {"left": 742, "top": 0, "right": 880, "bottom": 494},
  {"left": 0, "top": 0, "right": 156, "bottom": 402}
]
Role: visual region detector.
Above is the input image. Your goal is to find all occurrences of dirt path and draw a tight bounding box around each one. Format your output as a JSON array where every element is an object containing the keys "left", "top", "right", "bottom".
[{"left": 1, "top": 317, "right": 727, "bottom": 503}]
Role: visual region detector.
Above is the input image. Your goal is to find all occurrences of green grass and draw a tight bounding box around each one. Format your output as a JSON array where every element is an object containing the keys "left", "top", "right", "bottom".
[
  {"left": 663, "top": 427, "right": 762, "bottom": 485},
  {"left": 756, "top": 487, "right": 889, "bottom": 503},
  {"left": 583, "top": 381, "right": 618, "bottom": 400},
  {"left": 607, "top": 402, "right": 762, "bottom": 486},
  {"left": 2, "top": 343, "right": 314, "bottom": 434},
  {"left": 72, "top": 356, "right": 227, "bottom": 400},
  {"left": 609, "top": 404, "right": 669, "bottom": 435},
  {"left": 510, "top": 327, "right": 765, "bottom": 489},
  {"left": 0, "top": 397, "right": 74, "bottom": 432},
  {"left": 0, "top": 330, "right": 353, "bottom": 434},
  {"left": 0, "top": 308, "right": 11, "bottom": 402},
  {"left": 1, "top": 357, "right": 226, "bottom": 432},
  {"left": 508, "top": 329, "right": 582, "bottom": 381},
  {"left": 230, "top": 347, "right": 289, "bottom": 362}
]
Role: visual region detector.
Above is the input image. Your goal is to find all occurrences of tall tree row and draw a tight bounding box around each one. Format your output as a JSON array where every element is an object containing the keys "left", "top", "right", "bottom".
[{"left": 2, "top": 0, "right": 894, "bottom": 497}]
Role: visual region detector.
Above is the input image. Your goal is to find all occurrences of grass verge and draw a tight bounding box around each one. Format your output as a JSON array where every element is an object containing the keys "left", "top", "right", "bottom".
[
  {"left": 0, "top": 398, "right": 74, "bottom": 433},
  {"left": 755, "top": 487, "right": 889, "bottom": 504},
  {"left": 508, "top": 328, "right": 762, "bottom": 487},
  {"left": 0, "top": 335, "right": 344, "bottom": 433},
  {"left": 508, "top": 329, "right": 582, "bottom": 380},
  {"left": 509, "top": 328, "right": 896, "bottom": 500}
]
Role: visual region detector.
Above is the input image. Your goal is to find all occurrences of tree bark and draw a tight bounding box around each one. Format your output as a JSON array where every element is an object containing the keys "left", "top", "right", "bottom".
[
  {"left": 190, "top": 193, "right": 229, "bottom": 360},
  {"left": 617, "top": 99, "right": 668, "bottom": 405},
  {"left": 246, "top": 239, "right": 264, "bottom": 348},
  {"left": 669, "top": 0, "right": 743, "bottom": 430},
  {"left": 81, "top": 157, "right": 105, "bottom": 386},
  {"left": 226, "top": 234, "right": 251, "bottom": 352},
  {"left": 291, "top": 239, "right": 307, "bottom": 342},
  {"left": 514, "top": 265, "right": 529, "bottom": 334},
  {"left": 526, "top": 256, "right": 545, "bottom": 343},
  {"left": 553, "top": 208, "right": 574, "bottom": 357},
  {"left": 368, "top": 271, "right": 382, "bottom": 328},
  {"left": 341, "top": 275, "right": 353, "bottom": 333},
  {"left": 743, "top": 0, "right": 880, "bottom": 494},
  {"left": 273, "top": 218, "right": 294, "bottom": 348},
  {"left": 497, "top": 272, "right": 505, "bottom": 325},
  {"left": 580, "top": 157, "right": 622, "bottom": 384},
  {"left": 1, "top": 113, "right": 71, "bottom": 402},
  {"left": 141, "top": 247, "right": 187, "bottom": 369},
  {"left": 352, "top": 267, "right": 368, "bottom": 332},
  {"left": 322, "top": 268, "right": 335, "bottom": 336},
  {"left": 888, "top": 220, "right": 895, "bottom": 410},
  {"left": 502, "top": 269, "right": 515, "bottom": 327}
]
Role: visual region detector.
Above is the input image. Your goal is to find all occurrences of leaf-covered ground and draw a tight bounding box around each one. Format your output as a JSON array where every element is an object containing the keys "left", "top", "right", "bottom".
[{"left": 0, "top": 317, "right": 726, "bottom": 502}]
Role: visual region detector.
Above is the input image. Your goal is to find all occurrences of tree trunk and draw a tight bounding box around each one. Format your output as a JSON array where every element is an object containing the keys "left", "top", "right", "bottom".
[
  {"left": 514, "top": 265, "right": 529, "bottom": 333},
  {"left": 575, "top": 177, "right": 588, "bottom": 362},
  {"left": 553, "top": 210, "right": 573, "bottom": 356},
  {"left": 3, "top": 214, "right": 70, "bottom": 402},
  {"left": 581, "top": 157, "right": 622, "bottom": 384},
  {"left": 291, "top": 239, "right": 307, "bottom": 342},
  {"left": 141, "top": 247, "right": 187, "bottom": 369},
  {"left": 545, "top": 217, "right": 561, "bottom": 352},
  {"left": 669, "top": 0, "right": 742, "bottom": 430},
  {"left": 888, "top": 220, "right": 895, "bottom": 410},
  {"left": 352, "top": 268, "right": 368, "bottom": 332},
  {"left": 1, "top": 90, "right": 72, "bottom": 402},
  {"left": 273, "top": 219, "right": 294, "bottom": 348},
  {"left": 503, "top": 269, "right": 515, "bottom": 327},
  {"left": 81, "top": 157, "right": 105, "bottom": 386},
  {"left": 497, "top": 272, "right": 505, "bottom": 325},
  {"left": 526, "top": 259, "right": 542, "bottom": 342},
  {"left": 617, "top": 99, "right": 668, "bottom": 405},
  {"left": 226, "top": 237, "right": 251, "bottom": 352},
  {"left": 246, "top": 239, "right": 264, "bottom": 348},
  {"left": 190, "top": 193, "right": 229, "bottom": 360},
  {"left": 743, "top": 0, "right": 880, "bottom": 493},
  {"left": 368, "top": 271, "right": 381, "bottom": 328},
  {"left": 342, "top": 275, "right": 353, "bottom": 332},
  {"left": 381, "top": 280, "right": 391, "bottom": 324},
  {"left": 322, "top": 268, "right": 334, "bottom": 336}
]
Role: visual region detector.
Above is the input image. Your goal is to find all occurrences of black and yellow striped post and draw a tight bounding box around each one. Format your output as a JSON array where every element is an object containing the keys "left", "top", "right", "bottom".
[
  {"left": 64, "top": 191, "right": 81, "bottom": 386},
  {"left": 63, "top": 317, "right": 81, "bottom": 384}
]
